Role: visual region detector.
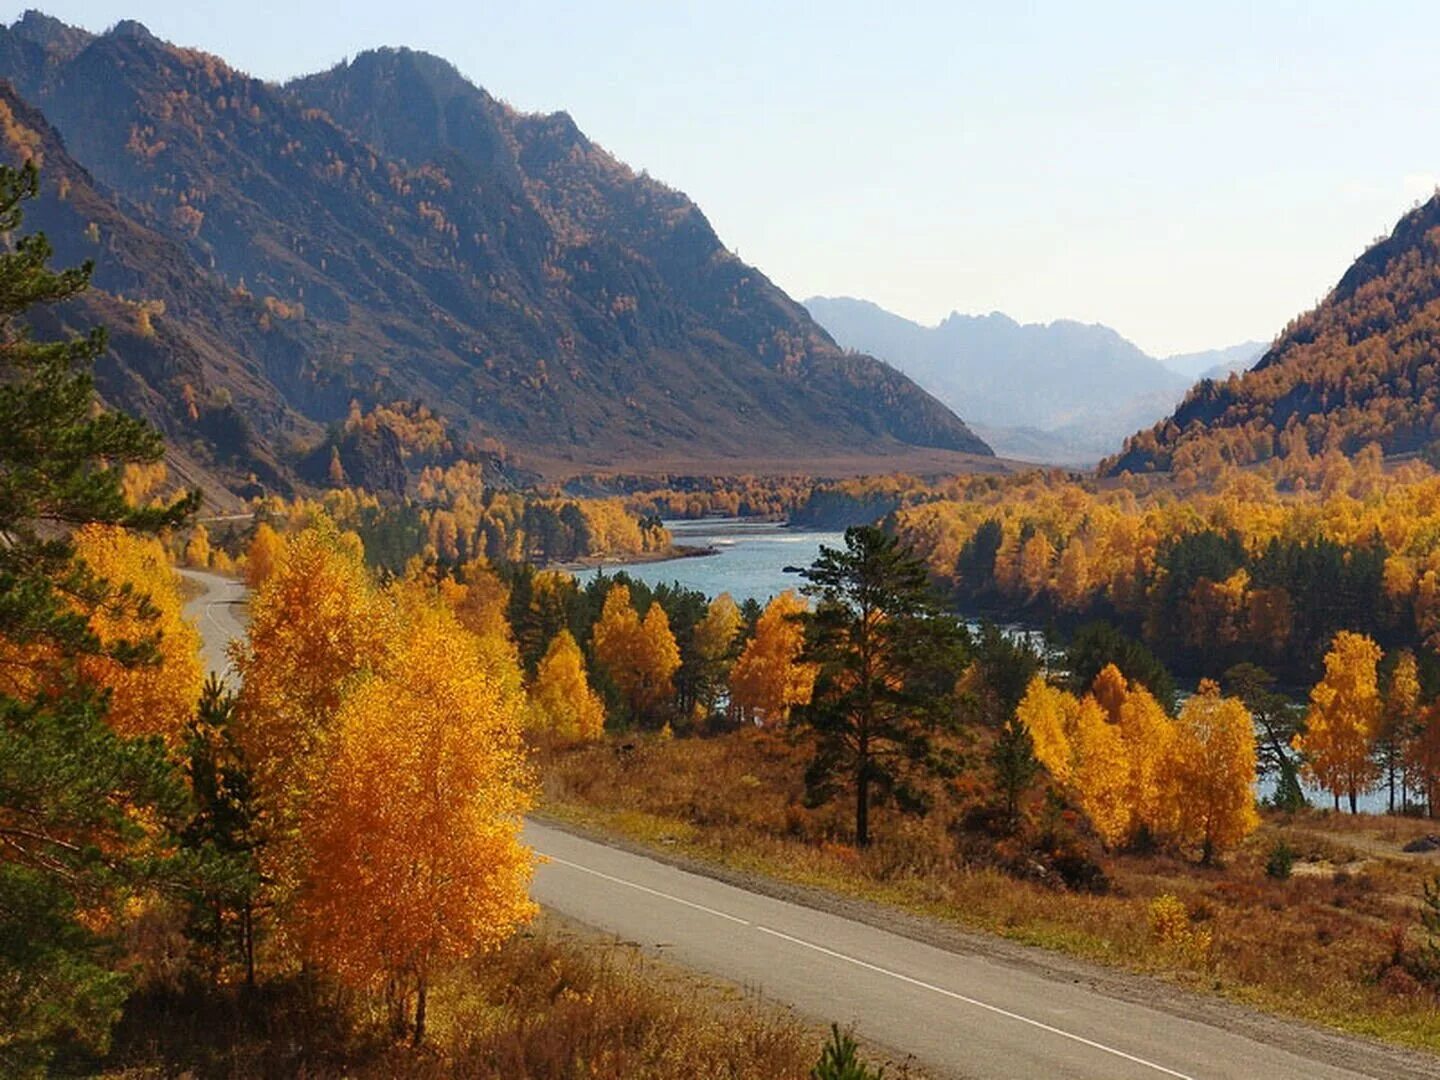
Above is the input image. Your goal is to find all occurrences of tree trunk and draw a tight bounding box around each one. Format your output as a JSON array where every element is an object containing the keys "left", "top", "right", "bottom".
[
  {"left": 242, "top": 901, "right": 255, "bottom": 988},
  {"left": 1348, "top": 787, "right": 1358, "bottom": 814},
  {"left": 413, "top": 976, "right": 428, "bottom": 1047},
  {"left": 1333, "top": 791, "right": 1340, "bottom": 812},
  {"left": 856, "top": 765, "right": 870, "bottom": 848}
]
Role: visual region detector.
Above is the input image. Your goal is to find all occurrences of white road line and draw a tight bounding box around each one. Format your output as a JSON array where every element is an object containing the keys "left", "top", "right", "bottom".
[
  {"left": 541, "top": 849, "right": 1194, "bottom": 1080},
  {"left": 754, "top": 925, "right": 1195, "bottom": 1080},
  {"left": 541, "top": 852, "right": 752, "bottom": 926}
]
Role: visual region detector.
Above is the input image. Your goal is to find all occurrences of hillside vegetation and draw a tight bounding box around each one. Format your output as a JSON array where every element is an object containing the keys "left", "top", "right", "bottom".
[{"left": 0, "top": 12, "right": 988, "bottom": 494}]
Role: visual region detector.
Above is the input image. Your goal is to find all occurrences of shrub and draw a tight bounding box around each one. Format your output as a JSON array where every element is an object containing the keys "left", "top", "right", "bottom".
[
  {"left": 1264, "top": 841, "right": 1295, "bottom": 880},
  {"left": 1148, "top": 894, "right": 1212, "bottom": 968},
  {"left": 812, "top": 1024, "right": 885, "bottom": 1080}
]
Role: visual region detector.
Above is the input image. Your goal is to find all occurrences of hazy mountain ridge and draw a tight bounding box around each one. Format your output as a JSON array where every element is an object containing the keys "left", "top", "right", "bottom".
[
  {"left": 804, "top": 296, "right": 1245, "bottom": 464},
  {"left": 0, "top": 13, "right": 989, "bottom": 492}
]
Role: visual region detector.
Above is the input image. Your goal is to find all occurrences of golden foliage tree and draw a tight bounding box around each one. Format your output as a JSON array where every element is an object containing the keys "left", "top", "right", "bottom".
[
  {"left": 1163, "top": 681, "right": 1259, "bottom": 862},
  {"left": 1297, "top": 631, "right": 1383, "bottom": 812},
  {"left": 692, "top": 592, "right": 742, "bottom": 713},
  {"left": 298, "top": 589, "right": 535, "bottom": 1043},
  {"left": 234, "top": 522, "right": 390, "bottom": 899},
  {"left": 728, "top": 590, "right": 815, "bottom": 725},
  {"left": 244, "top": 522, "right": 285, "bottom": 589},
  {"left": 1380, "top": 650, "right": 1421, "bottom": 813},
  {"left": 530, "top": 628, "right": 606, "bottom": 744},
  {"left": 182, "top": 523, "right": 211, "bottom": 568},
  {"left": 70, "top": 524, "right": 204, "bottom": 743},
  {"left": 591, "top": 584, "right": 679, "bottom": 725}
]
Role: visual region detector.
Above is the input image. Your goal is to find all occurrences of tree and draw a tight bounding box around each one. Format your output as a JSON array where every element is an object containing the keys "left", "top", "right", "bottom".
[
  {"left": 234, "top": 522, "right": 390, "bottom": 904},
  {"left": 1164, "top": 682, "right": 1259, "bottom": 863},
  {"left": 1296, "top": 631, "right": 1383, "bottom": 812},
  {"left": 244, "top": 521, "right": 285, "bottom": 588},
  {"left": 990, "top": 713, "right": 1038, "bottom": 829},
  {"left": 728, "top": 590, "right": 815, "bottom": 725},
  {"left": 1064, "top": 622, "right": 1176, "bottom": 712},
  {"left": 795, "top": 526, "right": 967, "bottom": 847},
  {"left": 70, "top": 524, "right": 204, "bottom": 744},
  {"left": 692, "top": 592, "right": 742, "bottom": 717},
  {"left": 1223, "top": 662, "right": 1305, "bottom": 811},
  {"left": 181, "top": 676, "right": 259, "bottom": 985},
  {"left": 183, "top": 523, "right": 211, "bottom": 568},
  {"left": 1380, "top": 651, "right": 1421, "bottom": 813},
  {"left": 531, "top": 629, "right": 606, "bottom": 743},
  {"left": 591, "top": 584, "right": 679, "bottom": 727},
  {"left": 297, "top": 589, "right": 535, "bottom": 1044},
  {"left": 0, "top": 160, "right": 198, "bottom": 1073}
]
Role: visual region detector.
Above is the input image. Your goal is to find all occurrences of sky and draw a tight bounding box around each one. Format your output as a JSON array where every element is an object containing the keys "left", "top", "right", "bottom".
[{"left": 18, "top": 1, "right": 1440, "bottom": 355}]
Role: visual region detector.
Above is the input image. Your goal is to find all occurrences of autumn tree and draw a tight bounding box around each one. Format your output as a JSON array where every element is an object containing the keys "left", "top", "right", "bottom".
[
  {"left": 531, "top": 629, "right": 606, "bottom": 743},
  {"left": 1379, "top": 650, "right": 1422, "bottom": 813},
  {"left": 70, "top": 524, "right": 204, "bottom": 743},
  {"left": 183, "top": 523, "right": 211, "bottom": 568},
  {"left": 591, "top": 584, "right": 679, "bottom": 726},
  {"left": 297, "top": 589, "right": 535, "bottom": 1043},
  {"left": 728, "top": 590, "right": 815, "bottom": 725},
  {"left": 0, "top": 160, "right": 199, "bottom": 1071},
  {"left": 233, "top": 522, "right": 389, "bottom": 905},
  {"left": 692, "top": 591, "right": 742, "bottom": 717},
  {"left": 244, "top": 521, "right": 284, "bottom": 588},
  {"left": 1163, "top": 681, "right": 1259, "bottom": 863},
  {"left": 795, "top": 526, "right": 967, "bottom": 847},
  {"left": 1296, "top": 631, "right": 1383, "bottom": 812}
]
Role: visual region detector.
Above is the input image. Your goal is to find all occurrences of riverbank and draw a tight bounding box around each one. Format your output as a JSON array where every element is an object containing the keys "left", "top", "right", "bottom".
[{"left": 550, "top": 542, "right": 716, "bottom": 575}]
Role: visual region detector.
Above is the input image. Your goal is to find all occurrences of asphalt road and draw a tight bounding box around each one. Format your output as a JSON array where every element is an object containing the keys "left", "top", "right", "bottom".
[
  {"left": 528, "top": 821, "right": 1438, "bottom": 1080},
  {"left": 178, "top": 569, "right": 1435, "bottom": 1079},
  {"left": 179, "top": 567, "right": 247, "bottom": 685}
]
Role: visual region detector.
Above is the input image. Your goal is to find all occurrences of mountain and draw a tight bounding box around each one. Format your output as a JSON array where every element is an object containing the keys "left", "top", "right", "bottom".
[
  {"left": 1160, "top": 341, "right": 1267, "bottom": 382},
  {"left": 804, "top": 296, "right": 1194, "bottom": 464},
  {"left": 1105, "top": 193, "right": 1440, "bottom": 476},
  {"left": 0, "top": 14, "right": 989, "bottom": 493}
]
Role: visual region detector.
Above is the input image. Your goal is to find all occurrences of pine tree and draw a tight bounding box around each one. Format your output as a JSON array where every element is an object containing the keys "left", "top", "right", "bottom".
[
  {"left": 796, "top": 526, "right": 967, "bottom": 847},
  {"left": 0, "top": 160, "right": 198, "bottom": 1073}
]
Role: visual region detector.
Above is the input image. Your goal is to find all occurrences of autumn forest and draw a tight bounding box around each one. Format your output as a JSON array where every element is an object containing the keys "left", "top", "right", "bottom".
[{"left": 12, "top": 8, "right": 1440, "bottom": 1080}]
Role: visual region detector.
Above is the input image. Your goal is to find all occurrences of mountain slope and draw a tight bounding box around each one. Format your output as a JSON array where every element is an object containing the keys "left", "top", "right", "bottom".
[
  {"left": 0, "top": 15, "right": 989, "bottom": 483},
  {"left": 1105, "top": 194, "right": 1440, "bottom": 476},
  {"left": 805, "top": 296, "right": 1190, "bottom": 464}
]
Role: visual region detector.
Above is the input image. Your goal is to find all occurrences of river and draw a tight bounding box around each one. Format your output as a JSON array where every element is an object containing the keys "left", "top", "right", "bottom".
[{"left": 588, "top": 518, "right": 845, "bottom": 605}]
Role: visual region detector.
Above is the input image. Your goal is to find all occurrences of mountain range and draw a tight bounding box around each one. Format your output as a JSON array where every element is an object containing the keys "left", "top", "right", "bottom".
[
  {"left": 0, "top": 11, "right": 991, "bottom": 498},
  {"left": 1105, "top": 190, "right": 1440, "bottom": 476},
  {"left": 804, "top": 296, "right": 1265, "bottom": 464}
]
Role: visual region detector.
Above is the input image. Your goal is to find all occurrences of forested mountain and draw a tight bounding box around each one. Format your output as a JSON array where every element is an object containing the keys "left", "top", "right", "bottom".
[
  {"left": 1107, "top": 193, "right": 1440, "bottom": 476},
  {"left": 0, "top": 12, "right": 989, "bottom": 493},
  {"left": 805, "top": 296, "right": 1197, "bottom": 464}
]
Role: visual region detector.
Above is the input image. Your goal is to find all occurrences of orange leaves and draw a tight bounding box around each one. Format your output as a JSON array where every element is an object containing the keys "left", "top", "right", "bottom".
[
  {"left": 530, "top": 629, "right": 605, "bottom": 744},
  {"left": 298, "top": 588, "right": 534, "bottom": 992},
  {"left": 71, "top": 524, "right": 203, "bottom": 743},
  {"left": 1018, "top": 665, "right": 1257, "bottom": 858},
  {"left": 728, "top": 590, "right": 814, "bottom": 725},
  {"left": 1167, "top": 682, "right": 1259, "bottom": 862},
  {"left": 592, "top": 584, "right": 680, "bottom": 725},
  {"left": 234, "top": 523, "right": 536, "bottom": 1006},
  {"left": 1296, "top": 630, "right": 1383, "bottom": 809}
]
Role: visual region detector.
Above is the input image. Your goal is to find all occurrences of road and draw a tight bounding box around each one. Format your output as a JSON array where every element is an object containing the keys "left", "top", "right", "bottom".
[
  {"left": 179, "top": 570, "right": 1436, "bottom": 1079},
  {"left": 528, "top": 821, "right": 1436, "bottom": 1080},
  {"left": 179, "top": 567, "right": 247, "bottom": 685}
]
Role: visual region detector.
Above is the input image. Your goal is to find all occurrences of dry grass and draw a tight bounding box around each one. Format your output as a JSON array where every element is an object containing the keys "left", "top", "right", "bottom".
[
  {"left": 540, "top": 730, "right": 1440, "bottom": 1052},
  {"left": 93, "top": 915, "right": 832, "bottom": 1079}
]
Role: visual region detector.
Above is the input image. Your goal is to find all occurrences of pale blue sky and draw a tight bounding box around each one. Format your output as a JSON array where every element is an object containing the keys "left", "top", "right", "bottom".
[{"left": 18, "top": 1, "right": 1440, "bottom": 354}]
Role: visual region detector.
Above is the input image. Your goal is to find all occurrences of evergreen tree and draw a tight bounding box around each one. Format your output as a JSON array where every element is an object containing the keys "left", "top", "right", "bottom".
[
  {"left": 796, "top": 526, "right": 967, "bottom": 847},
  {"left": 0, "top": 160, "right": 198, "bottom": 1074}
]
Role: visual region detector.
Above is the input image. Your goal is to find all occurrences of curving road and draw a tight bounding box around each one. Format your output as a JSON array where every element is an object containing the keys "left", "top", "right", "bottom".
[
  {"left": 181, "top": 570, "right": 1436, "bottom": 1079},
  {"left": 179, "top": 568, "right": 247, "bottom": 685}
]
